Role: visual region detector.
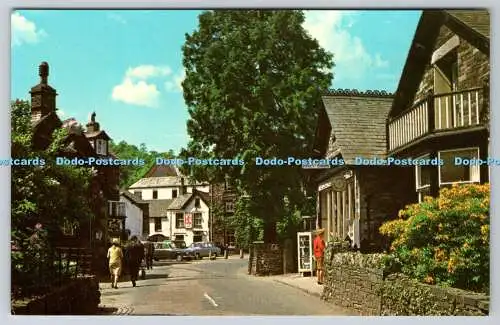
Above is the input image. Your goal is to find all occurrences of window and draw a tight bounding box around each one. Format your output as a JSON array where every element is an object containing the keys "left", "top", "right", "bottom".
[
  {"left": 153, "top": 190, "right": 158, "bottom": 199},
  {"left": 415, "top": 154, "right": 433, "bottom": 202},
  {"left": 227, "top": 233, "right": 235, "bottom": 246},
  {"left": 108, "top": 201, "right": 125, "bottom": 217},
  {"left": 134, "top": 191, "right": 142, "bottom": 199},
  {"left": 175, "top": 213, "right": 184, "bottom": 228},
  {"left": 225, "top": 178, "right": 232, "bottom": 190},
  {"left": 195, "top": 198, "right": 201, "bottom": 208},
  {"left": 434, "top": 51, "right": 459, "bottom": 129},
  {"left": 62, "top": 220, "right": 77, "bottom": 236},
  {"left": 154, "top": 218, "right": 162, "bottom": 232},
  {"left": 193, "top": 213, "right": 202, "bottom": 228},
  {"left": 225, "top": 201, "right": 234, "bottom": 213},
  {"left": 96, "top": 139, "right": 107, "bottom": 155},
  {"left": 193, "top": 234, "right": 203, "bottom": 242},
  {"left": 438, "top": 148, "right": 480, "bottom": 185},
  {"left": 172, "top": 189, "right": 178, "bottom": 198}
]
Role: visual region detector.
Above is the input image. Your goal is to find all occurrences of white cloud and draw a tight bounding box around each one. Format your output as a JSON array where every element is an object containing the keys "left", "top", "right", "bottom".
[
  {"left": 165, "top": 69, "right": 186, "bottom": 92},
  {"left": 303, "top": 11, "right": 389, "bottom": 82},
  {"left": 111, "top": 77, "right": 160, "bottom": 108},
  {"left": 111, "top": 64, "right": 181, "bottom": 107},
  {"left": 126, "top": 65, "right": 172, "bottom": 79},
  {"left": 107, "top": 13, "right": 127, "bottom": 24},
  {"left": 11, "top": 12, "right": 47, "bottom": 47},
  {"left": 57, "top": 109, "right": 66, "bottom": 117}
]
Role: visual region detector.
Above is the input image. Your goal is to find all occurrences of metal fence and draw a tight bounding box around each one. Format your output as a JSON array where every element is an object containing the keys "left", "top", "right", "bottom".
[{"left": 11, "top": 247, "right": 92, "bottom": 299}]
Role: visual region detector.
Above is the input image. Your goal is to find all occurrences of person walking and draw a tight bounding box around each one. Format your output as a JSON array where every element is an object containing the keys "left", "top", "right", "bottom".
[
  {"left": 125, "top": 236, "right": 145, "bottom": 287},
  {"left": 107, "top": 238, "right": 124, "bottom": 289},
  {"left": 144, "top": 241, "right": 154, "bottom": 270},
  {"left": 313, "top": 228, "right": 326, "bottom": 285}
]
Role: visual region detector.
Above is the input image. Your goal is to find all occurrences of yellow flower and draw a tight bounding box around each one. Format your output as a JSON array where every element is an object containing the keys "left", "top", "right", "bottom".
[{"left": 424, "top": 275, "right": 435, "bottom": 284}]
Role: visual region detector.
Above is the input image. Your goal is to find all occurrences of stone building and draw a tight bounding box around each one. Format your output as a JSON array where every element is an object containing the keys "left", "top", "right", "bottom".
[
  {"left": 210, "top": 176, "right": 237, "bottom": 248},
  {"left": 309, "top": 90, "right": 414, "bottom": 251},
  {"left": 28, "top": 62, "right": 122, "bottom": 252},
  {"left": 387, "top": 9, "right": 490, "bottom": 202}
]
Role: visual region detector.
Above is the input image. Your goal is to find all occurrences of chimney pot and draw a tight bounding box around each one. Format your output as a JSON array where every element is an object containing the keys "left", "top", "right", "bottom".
[{"left": 39, "top": 62, "right": 49, "bottom": 84}]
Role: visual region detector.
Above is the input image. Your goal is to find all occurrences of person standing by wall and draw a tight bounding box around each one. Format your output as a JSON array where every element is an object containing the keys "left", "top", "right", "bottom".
[
  {"left": 313, "top": 228, "right": 326, "bottom": 285},
  {"left": 107, "top": 238, "right": 124, "bottom": 289},
  {"left": 125, "top": 236, "right": 145, "bottom": 287}
]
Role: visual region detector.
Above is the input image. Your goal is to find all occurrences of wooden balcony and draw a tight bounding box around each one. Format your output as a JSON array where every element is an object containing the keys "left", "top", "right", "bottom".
[{"left": 388, "top": 87, "right": 487, "bottom": 152}]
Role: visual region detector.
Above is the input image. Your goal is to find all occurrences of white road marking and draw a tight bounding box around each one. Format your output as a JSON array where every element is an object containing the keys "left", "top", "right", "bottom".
[{"left": 204, "top": 292, "right": 219, "bottom": 307}]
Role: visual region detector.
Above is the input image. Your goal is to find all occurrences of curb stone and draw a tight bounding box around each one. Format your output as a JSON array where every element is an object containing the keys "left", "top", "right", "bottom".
[{"left": 273, "top": 279, "right": 322, "bottom": 298}]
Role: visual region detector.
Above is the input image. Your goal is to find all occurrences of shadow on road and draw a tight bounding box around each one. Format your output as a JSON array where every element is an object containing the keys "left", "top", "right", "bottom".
[{"left": 97, "top": 306, "right": 118, "bottom": 315}]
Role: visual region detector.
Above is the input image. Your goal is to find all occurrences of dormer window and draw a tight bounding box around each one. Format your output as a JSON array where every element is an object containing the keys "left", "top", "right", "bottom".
[{"left": 96, "top": 139, "right": 107, "bottom": 155}]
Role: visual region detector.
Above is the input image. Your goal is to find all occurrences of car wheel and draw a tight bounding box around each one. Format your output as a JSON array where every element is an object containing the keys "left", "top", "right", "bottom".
[
  {"left": 154, "top": 257, "right": 159, "bottom": 261},
  {"left": 176, "top": 255, "right": 183, "bottom": 262}
]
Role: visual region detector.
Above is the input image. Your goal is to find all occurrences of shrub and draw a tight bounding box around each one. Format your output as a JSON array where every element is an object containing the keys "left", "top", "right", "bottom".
[{"left": 379, "top": 183, "right": 489, "bottom": 292}]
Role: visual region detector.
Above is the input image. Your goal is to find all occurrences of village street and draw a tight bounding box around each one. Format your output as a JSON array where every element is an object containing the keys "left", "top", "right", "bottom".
[{"left": 98, "top": 257, "right": 351, "bottom": 316}]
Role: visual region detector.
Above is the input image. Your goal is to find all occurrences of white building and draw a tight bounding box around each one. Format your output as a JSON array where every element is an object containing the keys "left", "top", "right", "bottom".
[
  {"left": 124, "top": 165, "right": 212, "bottom": 245},
  {"left": 120, "top": 191, "right": 148, "bottom": 239}
]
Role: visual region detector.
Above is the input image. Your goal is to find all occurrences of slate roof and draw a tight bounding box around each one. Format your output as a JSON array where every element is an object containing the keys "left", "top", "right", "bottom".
[
  {"left": 167, "top": 194, "right": 193, "bottom": 210},
  {"left": 145, "top": 199, "right": 174, "bottom": 218},
  {"left": 121, "top": 190, "right": 145, "bottom": 205},
  {"left": 144, "top": 165, "right": 179, "bottom": 177},
  {"left": 168, "top": 190, "right": 210, "bottom": 210},
  {"left": 321, "top": 90, "right": 393, "bottom": 163},
  {"left": 84, "top": 130, "right": 111, "bottom": 140},
  {"left": 445, "top": 10, "right": 490, "bottom": 39},
  {"left": 129, "top": 176, "right": 183, "bottom": 189}
]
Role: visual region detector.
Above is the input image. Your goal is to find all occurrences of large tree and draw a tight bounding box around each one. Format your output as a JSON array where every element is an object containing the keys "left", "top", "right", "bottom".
[
  {"left": 11, "top": 100, "right": 95, "bottom": 294},
  {"left": 180, "top": 10, "right": 333, "bottom": 243}
]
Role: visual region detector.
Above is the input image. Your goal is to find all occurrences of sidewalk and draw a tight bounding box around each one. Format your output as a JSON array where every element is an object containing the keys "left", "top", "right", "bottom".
[{"left": 271, "top": 273, "right": 323, "bottom": 298}]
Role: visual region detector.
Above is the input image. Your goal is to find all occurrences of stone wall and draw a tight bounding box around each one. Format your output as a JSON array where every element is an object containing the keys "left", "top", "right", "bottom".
[
  {"left": 12, "top": 275, "right": 100, "bottom": 315},
  {"left": 358, "top": 167, "right": 416, "bottom": 252},
  {"left": 380, "top": 273, "right": 489, "bottom": 316},
  {"left": 282, "top": 238, "right": 296, "bottom": 274},
  {"left": 414, "top": 24, "right": 489, "bottom": 104},
  {"left": 248, "top": 242, "right": 283, "bottom": 276},
  {"left": 322, "top": 250, "right": 385, "bottom": 315},
  {"left": 321, "top": 249, "right": 489, "bottom": 316}
]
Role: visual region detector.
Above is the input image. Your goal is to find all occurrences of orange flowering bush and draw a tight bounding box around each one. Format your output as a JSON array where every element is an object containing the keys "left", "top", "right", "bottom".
[{"left": 379, "top": 183, "right": 490, "bottom": 292}]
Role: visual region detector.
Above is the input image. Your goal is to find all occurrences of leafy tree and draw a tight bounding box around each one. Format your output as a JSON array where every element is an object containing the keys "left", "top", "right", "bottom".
[
  {"left": 11, "top": 100, "right": 94, "bottom": 296},
  {"left": 109, "top": 140, "right": 176, "bottom": 188},
  {"left": 179, "top": 10, "right": 333, "bottom": 243}
]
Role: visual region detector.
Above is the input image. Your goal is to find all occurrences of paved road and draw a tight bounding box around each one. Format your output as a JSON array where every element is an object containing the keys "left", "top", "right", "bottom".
[{"left": 98, "top": 257, "right": 350, "bottom": 316}]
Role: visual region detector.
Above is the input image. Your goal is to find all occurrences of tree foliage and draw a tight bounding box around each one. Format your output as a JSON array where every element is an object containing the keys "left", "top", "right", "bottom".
[
  {"left": 379, "top": 183, "right": 490, "bottom": 293},
  {"left": 179, "top": 10, "right": 334, "bottom": 243},
  {"left": 11, "top": 100, "right": 95, "bottom": 296},
  {"left": 109, "top": 140, "right": 175, "bottom": 188}
]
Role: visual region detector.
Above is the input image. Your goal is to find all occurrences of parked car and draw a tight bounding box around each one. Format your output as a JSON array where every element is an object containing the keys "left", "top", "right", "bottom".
[
  {"left": 185, "top": 242, "right": 222, "bottom": 260},
  {"left": 153, "top": 241, "right": 193, "bottom": 261}
]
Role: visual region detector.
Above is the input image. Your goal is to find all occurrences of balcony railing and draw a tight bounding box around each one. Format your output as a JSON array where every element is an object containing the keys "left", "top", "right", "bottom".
[{"left": 388, "top": 87, "right": 486, "bottom": 151}]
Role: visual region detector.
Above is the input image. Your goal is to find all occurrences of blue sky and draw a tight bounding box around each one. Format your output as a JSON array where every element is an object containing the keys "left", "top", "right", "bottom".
[{"left": 11, "top": 10, "right": 421, "bottom": 154}]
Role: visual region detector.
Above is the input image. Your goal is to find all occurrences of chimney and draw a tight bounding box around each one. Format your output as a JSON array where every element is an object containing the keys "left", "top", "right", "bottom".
[
  {"left": 86, "top": 111, "right": 100, "bottom": 133},
  {"left": 180, "top": 177, "right": 185, "bottom": 195},
  {"left": 30, "top": 62, "right": 57, "bottom": 123}
]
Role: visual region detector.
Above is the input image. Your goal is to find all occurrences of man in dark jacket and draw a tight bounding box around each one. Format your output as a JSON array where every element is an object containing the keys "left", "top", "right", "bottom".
[
  {"left": 125, "top": 236, "right": 145, "bottom": 287},
  {"left": 144, "top": 241, "right": 155, "bottom": 270}
]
